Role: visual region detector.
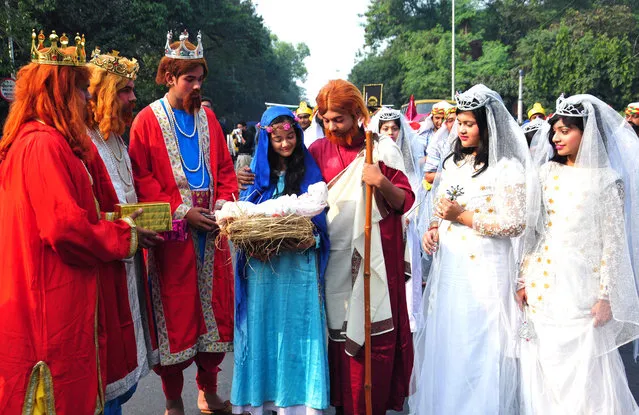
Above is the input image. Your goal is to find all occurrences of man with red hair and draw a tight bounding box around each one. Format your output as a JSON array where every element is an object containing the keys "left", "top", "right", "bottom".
[
  {"left": 308, "top": 79, "right": 414, "bottom": 415},
  {"left": 128, "top": 30, "right": 237, "bottom": 415},
  {"left": 85, "top": 48, "right": 162, "bottom": 415},
  {"left": 0, "top": 30, "right": 142, "bottom": 414}
]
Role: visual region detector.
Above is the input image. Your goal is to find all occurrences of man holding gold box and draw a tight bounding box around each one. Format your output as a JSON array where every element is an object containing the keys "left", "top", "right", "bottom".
[
  {"left": 129, "top": 30, "right": 237, "bottom": 415},
  {"left": 0, "top": 30, "right": 142, "bottom": 414},
  {"left": 85, "top": 48, "right": 164, "bottom": 415}
]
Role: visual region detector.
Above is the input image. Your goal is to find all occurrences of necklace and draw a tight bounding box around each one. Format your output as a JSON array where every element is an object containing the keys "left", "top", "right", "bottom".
[
  {"left": 164, "top": 97, "right": 197, "bottom": 138},
  {"left": 162, "top": 98, "right": 207, "bottom": 189},
  {"left": 93, "top": 128, "right": 133, "bottom": 187}
]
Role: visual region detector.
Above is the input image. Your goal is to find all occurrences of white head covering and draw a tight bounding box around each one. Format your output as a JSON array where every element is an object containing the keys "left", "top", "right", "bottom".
[{"left": 369, "top": 107, "right": 420, "bottom": 189}]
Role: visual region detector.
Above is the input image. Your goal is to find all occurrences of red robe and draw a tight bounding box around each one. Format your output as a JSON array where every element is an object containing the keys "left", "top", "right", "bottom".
[
  {"left": 0, "top": 121, "right": 135, "bottom": 414},
  {"left": 128, "top": 102, "right": 237, "bottom": 366},
  {"left": 309, "top": 136, "right": 414, "bottom": 415},
  {"left": 85, "top": 141, "right": 156, "bottom": 401}
]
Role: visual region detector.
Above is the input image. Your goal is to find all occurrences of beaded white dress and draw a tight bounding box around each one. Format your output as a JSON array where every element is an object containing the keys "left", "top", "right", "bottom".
[{"left": 520, "top": 161, "right": 639, "bottom": 414}]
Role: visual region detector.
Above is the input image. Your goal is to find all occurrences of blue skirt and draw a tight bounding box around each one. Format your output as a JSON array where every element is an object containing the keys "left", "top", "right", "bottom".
[{"left": 231, "top": 250, "right": 329, "bottom": 409}]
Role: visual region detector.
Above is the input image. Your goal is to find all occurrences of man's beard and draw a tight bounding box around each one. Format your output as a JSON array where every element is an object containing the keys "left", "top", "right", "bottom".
[
  {"left": 184, "top": 89, "right": 202, "bottom": 114},
  {"left": 631, "top": 122, "right": 639, "bottom": 136},
  {"left": 120, "top": 101, "right": 136, "bottom": 126},
  {"left": 325, "top": 120, "right": 361, "bottom": 146}
]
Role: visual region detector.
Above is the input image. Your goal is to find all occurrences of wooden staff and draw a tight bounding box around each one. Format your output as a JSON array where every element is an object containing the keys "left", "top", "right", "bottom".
[{"left": 364, "top": 130, "right": 373, "bottom": 415}]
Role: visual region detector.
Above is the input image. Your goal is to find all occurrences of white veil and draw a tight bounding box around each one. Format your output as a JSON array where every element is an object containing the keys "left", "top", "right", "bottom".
[
  {"left": 369, "top": 107, "right": 421, "bottom": 189},
  {"left": 529, "top": 94, "right": 639, "bottom": 353}
]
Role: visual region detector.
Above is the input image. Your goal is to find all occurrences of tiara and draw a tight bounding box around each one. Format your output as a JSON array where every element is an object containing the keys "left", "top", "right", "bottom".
[
  {"left": 90, "top": 48, "right": 139, "bottom": 80},
  {"left": 165, "top": 30, "right": 204, "bottom": 60},
  {"left": 455, "top": 91, "right": 488, "bottom": 111},
  {"left": 31, "top": 29, "right": 86, "bottom": 66},
  {"left": 378, "top": 108, "right": 401, "bottom": 121},
  {"left": 554, "top": 94, "right": 588, "bottom": 117},
  {"left": 522, "top": 118, "right": 544, "bottom": 134}
]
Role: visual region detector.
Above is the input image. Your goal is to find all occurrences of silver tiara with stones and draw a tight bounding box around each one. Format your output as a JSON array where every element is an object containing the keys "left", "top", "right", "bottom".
[
  {"left": 377, "top": 108, "right": 401, "bottom": 121},
  {"left": 554, "top": 94, "right": 588, "bottom": 117},
  {"left": 455, "top": 90, "right": 489, "bottom": 111}
]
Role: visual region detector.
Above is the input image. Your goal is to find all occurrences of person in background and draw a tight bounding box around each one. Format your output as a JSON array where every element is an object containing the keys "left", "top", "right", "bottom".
[{"left": 527, "top": 102, "right": 546, "bottom": 121}]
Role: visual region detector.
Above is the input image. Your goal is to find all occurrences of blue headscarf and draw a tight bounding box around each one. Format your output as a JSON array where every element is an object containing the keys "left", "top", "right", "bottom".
[{"left": 234, "top": 106, "right": 330, "bottom": 361}]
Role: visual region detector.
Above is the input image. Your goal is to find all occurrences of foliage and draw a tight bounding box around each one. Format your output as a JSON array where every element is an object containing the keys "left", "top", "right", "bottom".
[
  {"left": 351, "top": 0, "right": 639, "bottom": 112},
  {"left": 0, "top": 0, "right": 308, "bottom": 124}
]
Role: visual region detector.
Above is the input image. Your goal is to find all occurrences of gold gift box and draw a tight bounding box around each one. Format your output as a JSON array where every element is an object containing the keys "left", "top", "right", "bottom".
[{"left": 115, "top": 202, "right": 172, "bottom": 232}]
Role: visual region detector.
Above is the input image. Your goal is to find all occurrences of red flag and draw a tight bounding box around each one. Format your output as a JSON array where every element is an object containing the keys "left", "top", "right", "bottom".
[{"left": 406, "top": 94, "right": 417, "bottom": 121}]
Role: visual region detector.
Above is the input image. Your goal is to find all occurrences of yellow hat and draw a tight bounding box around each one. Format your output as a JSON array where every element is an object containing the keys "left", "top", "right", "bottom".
[
  {"left": 527, "top": 102, "right": 546, "bottom": 119},
  {"left": 296, "top": 101, "right": 313, "bottom": 116}
]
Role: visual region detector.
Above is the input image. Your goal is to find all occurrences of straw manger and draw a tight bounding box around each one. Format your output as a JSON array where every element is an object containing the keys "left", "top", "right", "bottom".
[{"left": 218, "top": 213, "right": 316, "bottom": 258}]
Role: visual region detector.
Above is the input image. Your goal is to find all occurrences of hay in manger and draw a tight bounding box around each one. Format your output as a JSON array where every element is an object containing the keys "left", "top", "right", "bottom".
[{"left": 216, "top": 182, "right": 328, "bottom": 258}]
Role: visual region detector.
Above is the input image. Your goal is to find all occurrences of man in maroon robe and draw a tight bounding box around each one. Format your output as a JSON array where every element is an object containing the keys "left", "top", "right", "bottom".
[{"left": 308, "top": 79, "right": 414, "bottom": 415}]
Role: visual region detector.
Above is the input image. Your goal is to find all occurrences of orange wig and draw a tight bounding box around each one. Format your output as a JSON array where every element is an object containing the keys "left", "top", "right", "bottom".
[
  {"left": 0, "top": 62, "right": 91, "bottom": 162},
  {"left": 155, "top": 41, "right": 208, "bottom": 86},
  {"left": 315, "top": 79, "right": 370, "bottom": 127},
  {"left": 88, "top": 66, "right": 130, "bottom": 138}
]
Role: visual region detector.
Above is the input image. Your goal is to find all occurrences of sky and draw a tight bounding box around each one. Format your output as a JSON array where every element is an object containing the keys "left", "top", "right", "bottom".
[{"left": 254, "top": 0, "right": 371, "bottom": 106}]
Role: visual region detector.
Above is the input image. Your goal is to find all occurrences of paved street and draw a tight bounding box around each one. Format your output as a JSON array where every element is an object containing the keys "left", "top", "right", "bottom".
[
  {"left": 124, "top": 345, "right": 639, "bottom": 414},
  {"left": 123, "top": 352, "right": 407, "bottom": 414}
]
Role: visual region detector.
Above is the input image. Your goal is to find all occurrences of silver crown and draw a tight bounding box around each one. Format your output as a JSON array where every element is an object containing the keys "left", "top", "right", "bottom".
[
  {"left": 554, "top": 94, "right": 588, "bottom": 117},
  {"left": 377, "top": 108, "right": 401, "bottom": 121},
  {"left": 164, "top": 30, "right": 204, "bottom": 60},
  {"left": 455, "top": 91, "right": 488, "bottom": 111},
  {"left": 522, "top": 118, "right": 544, "bottom": 134}
]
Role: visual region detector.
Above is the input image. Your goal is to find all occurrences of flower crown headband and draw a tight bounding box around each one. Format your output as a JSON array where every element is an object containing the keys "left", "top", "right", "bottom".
[{"left": 256, "top": 119, "right": 299, "bottom": 134}]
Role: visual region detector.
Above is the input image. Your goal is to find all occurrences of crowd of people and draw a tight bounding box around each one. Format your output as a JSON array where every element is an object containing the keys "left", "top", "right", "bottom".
[{"left": 1, "top": 27, "right": 639, "bottom": 415}]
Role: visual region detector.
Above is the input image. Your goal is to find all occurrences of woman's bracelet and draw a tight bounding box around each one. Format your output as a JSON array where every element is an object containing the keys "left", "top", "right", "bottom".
[{"left": 428, "top": 225, "right": 439, "bottom": 232}]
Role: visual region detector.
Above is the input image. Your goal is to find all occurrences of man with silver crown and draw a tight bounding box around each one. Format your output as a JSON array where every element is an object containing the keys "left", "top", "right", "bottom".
[
  {"left": 129, "top": 30, "right": 237, "bottom": 415},
  {"left": 0, "top": 30, "right": 141, "bottom": 414},
  {"left": 85, "top": 48, "right": 162, "bottom": 415}
]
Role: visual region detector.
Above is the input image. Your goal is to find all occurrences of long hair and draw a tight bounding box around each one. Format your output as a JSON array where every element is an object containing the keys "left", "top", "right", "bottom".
[
  {"left": 267, "top": 115, "right": 305, "bottom": 195},
  {"left": 155, "top": 41, "right": 208, "bottom": 86},
  {"left": 444, "top": 107, "right": 489, "bottom": 176},
  {"left": 0, "top": 62, "right": 91, "bottom": 162},
  {"left": 88, "top": 66, "right": 130, "bottom": 138},
  {"left": 547, "top": 113, "right": 585, "bottom": 165},
  {"left": 316, "top": 79, "right": 370, "bottom": 127}
]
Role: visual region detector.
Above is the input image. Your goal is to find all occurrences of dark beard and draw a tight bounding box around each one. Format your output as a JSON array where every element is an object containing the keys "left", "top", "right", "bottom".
[
  {"left": 120, "top": 101, "right": 136, "bottom": 126},
  {"left": 631, "top": 123, "right": 639, "bottom": 136},
  {"left": 183, "top": 89, "right": 202, "bottom": 114}
]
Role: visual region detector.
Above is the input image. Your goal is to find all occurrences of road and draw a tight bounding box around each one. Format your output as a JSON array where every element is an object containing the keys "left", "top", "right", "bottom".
[{"left": 124, "top": 344, "right": 639, "bottom": 414}]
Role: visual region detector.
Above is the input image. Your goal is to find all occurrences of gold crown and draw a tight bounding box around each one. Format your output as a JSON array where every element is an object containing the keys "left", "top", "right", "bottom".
[
  {"left": 31, "top": 29, "right": 86, "bottom": 66},
  {"left": 164, "top": 30, "right": 204, "bottom": 60},
  {"left": 90, "top": 48, "right": 139, "bottom": 80}
]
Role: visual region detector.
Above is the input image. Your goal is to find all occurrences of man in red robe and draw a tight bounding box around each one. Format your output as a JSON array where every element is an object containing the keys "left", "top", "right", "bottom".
[
  {"left": 0, "top": 30, "right": 141, "bottom": 414},
  {"left": 128, "top": 30, "right": 237, "bottom": 415},
  {"left": 308, "top": 79, "right": 414, "bottom": 415},
  {"left": 85, "top": 48, "right": 162, "bottom": 414}
]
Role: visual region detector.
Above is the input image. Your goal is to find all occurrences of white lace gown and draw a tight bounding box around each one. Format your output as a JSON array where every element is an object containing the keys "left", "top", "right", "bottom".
[
  {"left": 410, "top": 155, "right": 525, "bottom": 414},
  {"left": 520, "top": 161, "right": 639, "bottom": 414}
]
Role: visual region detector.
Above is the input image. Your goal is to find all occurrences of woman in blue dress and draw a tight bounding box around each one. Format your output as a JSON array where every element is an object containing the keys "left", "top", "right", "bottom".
[{"left": 231, "top": 106, "right": 330, "bottom": 414}]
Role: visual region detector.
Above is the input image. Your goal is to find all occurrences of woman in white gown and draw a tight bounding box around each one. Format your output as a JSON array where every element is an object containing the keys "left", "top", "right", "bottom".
[
  {"left": 519, "top": 94, "right": 639, "bottom": 414},
  {"left": 409, "top": 85, "right": 539, "bottom": 414}
]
